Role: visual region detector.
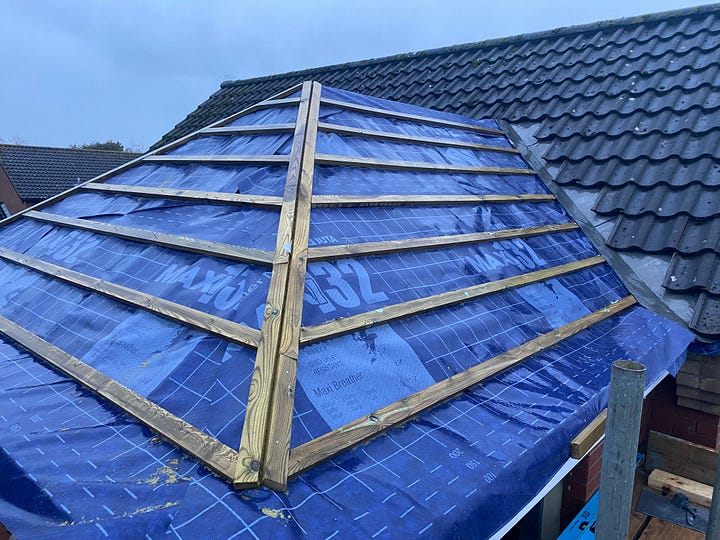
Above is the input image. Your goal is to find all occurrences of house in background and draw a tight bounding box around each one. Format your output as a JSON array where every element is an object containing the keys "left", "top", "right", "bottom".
[{"left": 0, "top": 144, "right": 139, "bottom": 217}]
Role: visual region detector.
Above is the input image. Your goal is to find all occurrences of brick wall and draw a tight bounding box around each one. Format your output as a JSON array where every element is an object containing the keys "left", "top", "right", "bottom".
[
  {"left": 646, "top": 376, "right": 720, "bottom": 449},
  {"left": 561, "top": 440, "right": 603, "bottom": 525}
]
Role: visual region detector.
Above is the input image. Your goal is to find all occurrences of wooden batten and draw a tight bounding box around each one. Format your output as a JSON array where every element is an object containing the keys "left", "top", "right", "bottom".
[
  {"left": 288, "top": 296, "right": 637, "bottom": 478},
  {"left": 83, "top": 183, "right": 284, "bottom": 208},
  {"left": 235, "top": 82, "right": 319, "bottom": 489},
  {"left": 314, "top": 154, "right": 534, "bottom": 175},
  {"left": 143, "top": 154, "right": 290, "bottom": 165},
  {"left": 317, "top": 122, "right": 520, "bottom": 153},
  {"left": 570, "top": 409, "right": 608, "bottom": 459},
  {"left": 0, "top": 314, "right": 238, "bottom": 481},
  {"left": 25, "top": 211, "right": 274, "bottom": 266},
  {"left": 0, "top": 247, "right": 261, "bottom": 349},
  {"left": 301, "top": 256, "right": 606, "bottom": 344},
  {"left": 310, "top": 193, "right": 555, "bottom": 207},
  {"left": 320, "top": 98, "right": 505, "bottom": 136},
  {"left": 307, "top": 222, "right": 579, "bottom": 261},
  {"left": 200, "top": 123, "right": 296, "bottom": 136}
]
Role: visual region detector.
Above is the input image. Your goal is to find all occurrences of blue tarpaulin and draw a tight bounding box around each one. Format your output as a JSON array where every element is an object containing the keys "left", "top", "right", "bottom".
[{"left": 0, "top": 85, "right": 694, "bottom": 539}]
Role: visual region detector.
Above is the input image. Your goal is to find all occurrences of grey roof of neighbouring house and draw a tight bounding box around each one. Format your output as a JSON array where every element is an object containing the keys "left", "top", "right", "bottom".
[
  {"left": 151, "top": 4, "right": 720, "bottom": 338},
  {"left": 0, "top": 144, "right": 139, "bottom": 203}
]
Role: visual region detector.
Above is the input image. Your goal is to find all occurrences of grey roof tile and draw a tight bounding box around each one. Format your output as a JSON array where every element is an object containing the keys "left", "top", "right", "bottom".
[
  {"left": 0, "top": 145, "right": 139, "bottom": 202},
  {"left": 151, "top": 4, "right": 720, "bottom": 337}
]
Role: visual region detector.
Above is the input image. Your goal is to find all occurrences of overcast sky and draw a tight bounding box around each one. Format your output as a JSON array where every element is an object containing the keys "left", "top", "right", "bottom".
[{"left": 0, "top": 0, "right": 705, "bottom": 151}]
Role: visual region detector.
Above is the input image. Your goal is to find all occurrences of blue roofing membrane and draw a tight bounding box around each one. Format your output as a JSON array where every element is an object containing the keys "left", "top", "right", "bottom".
[{"left": 0, "top": 85, "right": 693, "bottom": 538}]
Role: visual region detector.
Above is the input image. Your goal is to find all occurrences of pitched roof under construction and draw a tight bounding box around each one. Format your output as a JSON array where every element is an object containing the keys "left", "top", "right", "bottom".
[{"left": 0, "top": 83, "right": 691, "bottom": 538}]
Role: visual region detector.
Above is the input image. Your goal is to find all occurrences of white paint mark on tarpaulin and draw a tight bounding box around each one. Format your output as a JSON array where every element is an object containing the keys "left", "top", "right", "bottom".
[{"left": 297, "top": 325, "right": 434, "bottom": 429}]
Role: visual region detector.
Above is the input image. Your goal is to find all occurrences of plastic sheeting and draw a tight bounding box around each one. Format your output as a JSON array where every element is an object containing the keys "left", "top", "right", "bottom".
[{"left": 0, "top": 84, "right": 697, "bottom": 539}]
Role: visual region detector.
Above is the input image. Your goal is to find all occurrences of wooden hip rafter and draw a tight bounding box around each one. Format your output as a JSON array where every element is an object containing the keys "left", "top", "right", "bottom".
[{"left": 234, "top": 81, "right": 322, "bottom": 490}]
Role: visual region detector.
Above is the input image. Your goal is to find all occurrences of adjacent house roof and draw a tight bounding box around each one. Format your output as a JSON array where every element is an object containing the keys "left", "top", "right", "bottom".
[
  {"left": 0, "top": 83, "right": 692, "bottom": 539},
  {"left": 0, "top": 144, "right": 139, "bottom": 203},
  {"left": 152, "top": 3, "right": 720, "bottom": 338}
]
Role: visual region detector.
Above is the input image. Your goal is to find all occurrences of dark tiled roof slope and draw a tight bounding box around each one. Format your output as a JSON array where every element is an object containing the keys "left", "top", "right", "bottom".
[
  {"left": 0, "top": 144, "right": 139, "bottom": 202},
  {"left": 153, "top": 4, "right": 720, "bottom": 337}
]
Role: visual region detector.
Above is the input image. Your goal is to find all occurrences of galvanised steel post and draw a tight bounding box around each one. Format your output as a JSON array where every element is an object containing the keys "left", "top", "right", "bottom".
[{"left": 595, "top": 360, "right": 646, "bottom": 540}]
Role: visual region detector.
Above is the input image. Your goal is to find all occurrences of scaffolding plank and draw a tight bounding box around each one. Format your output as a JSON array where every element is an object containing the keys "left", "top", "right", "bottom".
[
  {"left": 0, "top": 247, "right": 261, "bottom": 349},
  {"left": 235, "top": 82, "right": 315, "bottom": 488},
  {"left": 301, "top": 256, "right": 605, "bottom": 344},
  {"left": 317, "top": 122, "right": 520, "bottom": 153},
  {"left": 314, "top": 153, "right": 534, "bottom": 175},
  {"left": 0, "top": 314, "right": 237, "bottom": 480},
  {"left": 288, "top": 296, "right": 637, "bottom": 477},
  {"left": 25, "top": 211, "right": 274, "bottom": 266},
  {"left": 83, "top": 183, "right": 283, "bottom": 208},
  {"left": 321, "top": 98, "right": 505, "bottom": 136},
  {"left": 311, "top": 193, "right": 555, "bottom": 207},
  {"left": 263, "top": 81, "right": 322, "bottom": 490},
  {"left": 307, "top": 222, "right": 579, "bottom": 261}
]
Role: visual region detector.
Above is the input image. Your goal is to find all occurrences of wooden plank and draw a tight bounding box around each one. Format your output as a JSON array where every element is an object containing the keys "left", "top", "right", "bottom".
[
  {"left": 143, "top": 154, "right": 290, "bottom": 165},
  {"left": 646, "top": 430, "right": 717, "bottom": 485},
  {"left": 315, "top": 153, "right": 534, "bottom": 175},
  {"left": 647, "top": 469, "right": 713, "bottom": 507},
  {"left": 317, "top": 122, "right": 520, "bottom": 154},
  {"left": 301, "top": 255, "right": 605, "bottom": 345},
  {"left": 307, "top": 222, "right": 579, "bottom": 261},
  {"left": 321, "top": 97, "right": 505, "bottom": 136},
  {"left": 83, "top": 183, "right": 283, "bottom": 208},
  {"left": 288, "top": 296, "right": 637, "bottom": 477},
  {"left": 263, "top": 81, "right": 322, "bottom": 490},
  {"left": 0, "top": 247, "right": 261, "bottom": 349},
  {"left": 310, "top": 193, "right": 555, "bottom": 207},
  {"left": 234, "top": 82, "right": 315, "bottom": 488},
  {"left": 0, "top": 314, "right": 237, "bottom": 480},
  {"left": 570, "top": 409, "right": 608, "bottom": 459},
  {"left": 25, "top": 211, "right": 274, "bottom": 266},
  {"left": 200, "top": 123, "right": 296, "bottom": 136}
]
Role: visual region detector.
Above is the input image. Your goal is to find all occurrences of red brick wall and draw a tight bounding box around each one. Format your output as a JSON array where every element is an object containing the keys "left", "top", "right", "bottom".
[
  {"left": 561, "top": 440, "right": 604, "bottom": 525},
  {"left": 646, "top": 376, "right": 720, "bottom": 449}
]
